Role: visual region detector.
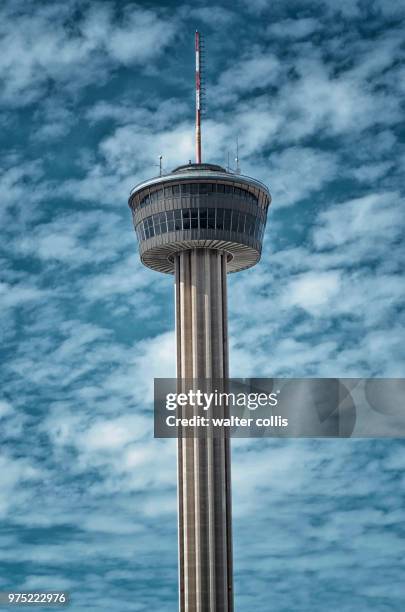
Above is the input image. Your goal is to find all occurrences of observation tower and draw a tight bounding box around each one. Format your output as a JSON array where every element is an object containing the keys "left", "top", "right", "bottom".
[{"left": 128, "top": 32, "right": 271, "bottom": 612}]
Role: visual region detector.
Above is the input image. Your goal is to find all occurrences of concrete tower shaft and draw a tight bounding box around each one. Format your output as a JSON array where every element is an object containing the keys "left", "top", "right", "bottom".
[{"left": 175, "top": 249, "right": 233, "bottom": 610}]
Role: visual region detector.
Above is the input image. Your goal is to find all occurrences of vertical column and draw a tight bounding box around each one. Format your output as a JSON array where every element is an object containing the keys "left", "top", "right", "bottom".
[{"left": 175, "top": 248, "right": 233, "bottom": 612}]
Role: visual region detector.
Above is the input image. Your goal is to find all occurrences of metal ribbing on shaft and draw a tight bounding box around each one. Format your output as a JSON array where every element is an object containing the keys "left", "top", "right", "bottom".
[{"left": 175, "top": 249, "right": 233, "bottom": 612}]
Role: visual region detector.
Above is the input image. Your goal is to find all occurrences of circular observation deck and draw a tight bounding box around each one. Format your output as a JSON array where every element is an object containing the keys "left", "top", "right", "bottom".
[{"left": 128, "top": 163, "right": 271, "bottom": 274}]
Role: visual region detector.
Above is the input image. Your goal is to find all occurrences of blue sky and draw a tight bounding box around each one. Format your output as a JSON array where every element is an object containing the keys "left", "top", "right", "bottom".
[{"left": 1, "top": 0, "right": 404, "bottom": 610}]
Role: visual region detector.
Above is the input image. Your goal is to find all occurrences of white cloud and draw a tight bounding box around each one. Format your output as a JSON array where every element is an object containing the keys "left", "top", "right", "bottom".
[
  {"left": 14, "top": 211, "right": 133, "bottom": 266},
  {"left": 22, "top": 575, "right": 74, "bottom": 591},
  {"left": 31, "top": 101, "right": 76, "bottom": 142},
  {"left": 281, "top": 62, "right": 399, "bottom": 138},
  {"left": 86, "top": 98, "right": 189, "bottom": 130},
  {"left": 371, "top": 0, "right": 405, "bottom": 17},
  {"left": 211, "top": 48, "right": 281, "bottom": 103},
  {"left": 267, "top": 146, "right": 338, "bottom": 207},
  {"left": 208, "top": 36, "right": 402, "bottom": 149},
  {"left": 0, "top": 160, "right": 49, "bottom": 228},
  {"left": 0, "top": 454, "right": 41, "bottom": 518},
  {"left": 281, "top": 270, "right": 342, "bottom": 315},
  {"left": 101, "top": 331, "right": 176, "bottom": 406},
  {"left": 0, "top": 400, "right": 12, "bottom": 418},
  {"left": 79, "top": 415, "right": 150, "bottom": 451},
  {"left": 267, "top": 18, "right": 320, "bottom": 39},
  {"left": 81, "top": 258, "right": 156, "bottom": 301},
  {"left": 100, "top": 122, "right": 194, "bottom": 177},
  {"left": 321, "top": 0, "right": 362, "bottom": 17},
  {"left": 182, "top": 5, "right": 235, "bottom": 25},
  {"left": 351, "top": 161, "right": 393, "bottom": 182},
  {"left": 0, "top": 281, "right": 45, "bottom": 310},
  {"left": 40, "top": 401, "right": 176, "bottom": 494},
  {"left": 0, "top": 2, "right": 178, "bottom": 106},
  {"left": 313, "top": 191, "right": 403, "bottom": 250}
]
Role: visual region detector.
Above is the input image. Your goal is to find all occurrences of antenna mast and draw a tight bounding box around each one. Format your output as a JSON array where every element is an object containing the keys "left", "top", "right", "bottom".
[
  {"left": 195, "top": 31, "right": 202, "bottom": 164},
  {"left": 235, "top": 136, "right": 240, "bottom": 174}
]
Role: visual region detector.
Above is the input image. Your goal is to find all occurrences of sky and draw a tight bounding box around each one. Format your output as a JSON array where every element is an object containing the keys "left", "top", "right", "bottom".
[{"left": 1, "top": 0, "right": 404, "bottom": 610}]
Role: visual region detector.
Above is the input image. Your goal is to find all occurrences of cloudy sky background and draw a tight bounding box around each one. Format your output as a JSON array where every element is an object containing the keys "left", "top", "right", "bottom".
[{"left": 1, "top": 0, "right": 405, "bottom": 610}]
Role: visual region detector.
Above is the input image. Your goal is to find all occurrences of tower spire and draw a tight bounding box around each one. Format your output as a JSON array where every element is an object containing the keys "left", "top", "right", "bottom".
[{"left": 195, "top": 30, "right": 202, "bottom": 164}]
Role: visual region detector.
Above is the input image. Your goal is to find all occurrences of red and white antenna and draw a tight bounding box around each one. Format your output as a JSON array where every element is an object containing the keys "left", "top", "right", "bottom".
[{"left": 195, "top": 30, "right": 203, "bottom": 164}]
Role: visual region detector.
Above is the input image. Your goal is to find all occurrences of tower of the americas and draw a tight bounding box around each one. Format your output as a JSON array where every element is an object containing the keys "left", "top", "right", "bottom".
[{"left": 128, "top": 32, "right": 272, "bottom": 612}]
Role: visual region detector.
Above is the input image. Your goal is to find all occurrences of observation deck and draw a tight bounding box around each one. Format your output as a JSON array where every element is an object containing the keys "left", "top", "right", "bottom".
[{"left": 128, "top": 163, "right": 271, "bottom": 274}]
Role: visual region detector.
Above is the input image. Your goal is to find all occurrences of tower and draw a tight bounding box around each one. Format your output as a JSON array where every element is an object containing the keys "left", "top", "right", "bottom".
[{"left": 128, "top": 32, "right": 271, "bottom": 612}]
